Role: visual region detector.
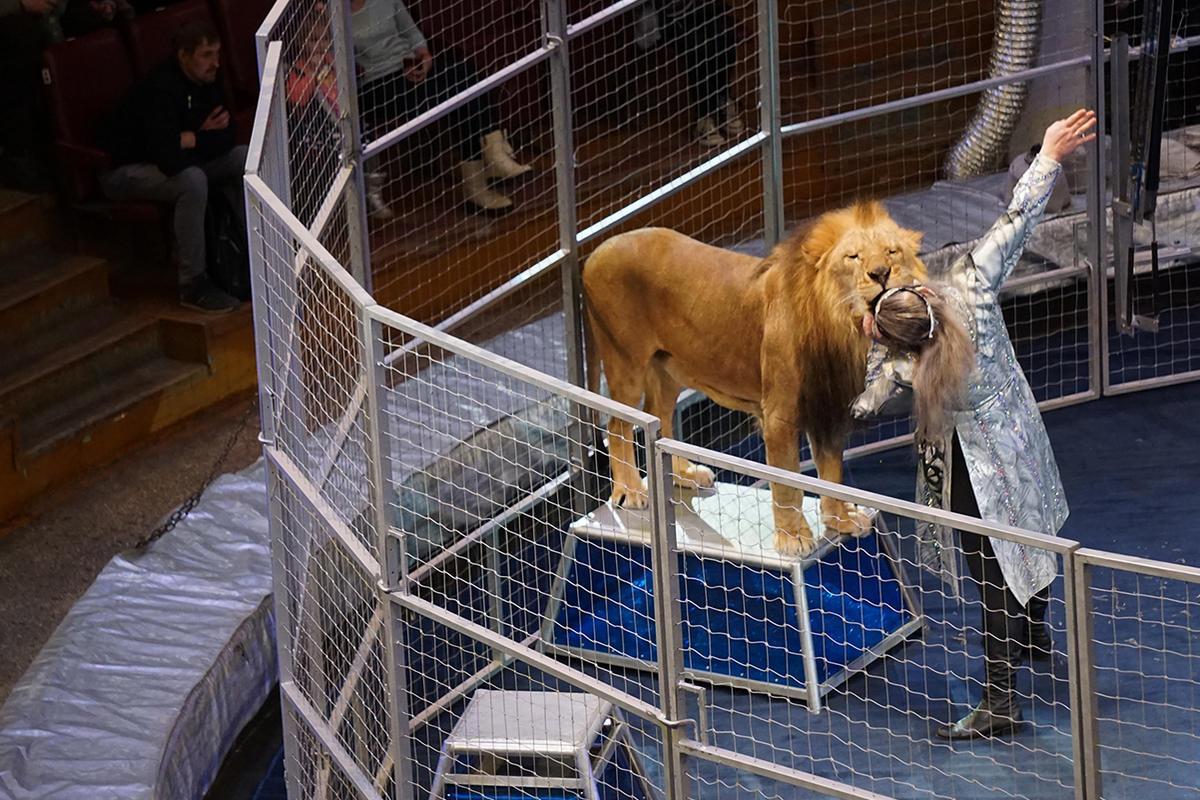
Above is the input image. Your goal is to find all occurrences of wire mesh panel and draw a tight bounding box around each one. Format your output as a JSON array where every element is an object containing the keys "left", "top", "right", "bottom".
[
  {"left": 281, "top": 697, "right": 389, "bottom": 799},
  {"left": 568, "top": 1, "right": 763, "bottom": 244},
  {"left": 651, "top": 440, "right": 1079, "bottom": 800},
  {"left": 1076, "top": 551, "right": 1200, "bottom": 800},
  {"left": 250, "top": 183, "right": 381, "bottom": 564},
  {"left": 366, "top": 304, "right": 686, "bottom": 798},
  {"left": 271, "top": 462, "right": 396, "bottom": 796},
  {"left": 368, "top": 307, "right": 669, "bottom": 702},
  {"left": 1102, "top": 0, "right": 1200, "bottom": 390},
  {"left": 352, "top": 1, "right": 560, "bottom": 328}
]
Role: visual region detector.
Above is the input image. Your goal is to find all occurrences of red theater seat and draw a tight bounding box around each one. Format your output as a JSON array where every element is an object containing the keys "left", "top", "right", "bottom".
[{"left": 41, "top": 28, "right": 160, "bottom": 220}]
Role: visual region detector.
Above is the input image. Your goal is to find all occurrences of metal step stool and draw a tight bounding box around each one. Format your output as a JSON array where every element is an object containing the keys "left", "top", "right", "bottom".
[{"left": 428, "top": 690, "right": 655, "bottom": 800}]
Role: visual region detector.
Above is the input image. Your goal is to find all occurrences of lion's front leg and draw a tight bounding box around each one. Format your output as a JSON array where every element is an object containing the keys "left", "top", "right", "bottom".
[
  {"left": 607, "top": 416, "right": 648, "bottom": 509},
  {"left": 809, "top": 433, "right": 871, "bottom": 536},
  {"left": 761, "top": 415, "right": 818, "bottom": 557}
]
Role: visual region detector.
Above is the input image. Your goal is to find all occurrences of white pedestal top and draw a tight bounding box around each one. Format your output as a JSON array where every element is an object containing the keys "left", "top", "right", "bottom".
[{"left": 571, "top": 482, "right": 860, "bottom": 570}]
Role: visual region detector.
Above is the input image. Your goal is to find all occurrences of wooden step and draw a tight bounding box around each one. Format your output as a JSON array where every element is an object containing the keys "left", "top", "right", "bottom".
[
  {"left": 16, "top": 355, "right": 209, "bottom": 460},
  {"left": 0, "top": 301, "right": 256, "bottom": 525},
  {"left": 0, "top": 252, "right": 111, "bottom": 344},
  {"left": 0, "top": 309, "right": 163, "bottom": 415},
  {"left": 0, "top": 190, "right": 54, "bottom": 257}
]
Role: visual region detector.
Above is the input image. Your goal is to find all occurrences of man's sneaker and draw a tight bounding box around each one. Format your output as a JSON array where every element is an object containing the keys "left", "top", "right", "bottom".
[
  {"left": 696, "top": 117, "right": 725, "bottom": 147},
  {"left": 180, "top": 277, "right": 240, "bottom": 313}
]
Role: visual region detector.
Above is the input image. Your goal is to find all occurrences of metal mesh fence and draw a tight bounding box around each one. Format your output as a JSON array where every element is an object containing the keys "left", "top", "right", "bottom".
[
  {"left": 652, "top": 440, "right": 1079, "bottom": 800},
  {"left": 271, "top": 462, "right": 395, "bottom": 795},
  {"left": 244, "top": 2, "right": 1200, "bottom": 799},
  {"left": 1102, "top": 0, "right": 1200, "bottom": 390},
  {"left": 1075, "top": 551, "right": 1200, "bottom": 800}
]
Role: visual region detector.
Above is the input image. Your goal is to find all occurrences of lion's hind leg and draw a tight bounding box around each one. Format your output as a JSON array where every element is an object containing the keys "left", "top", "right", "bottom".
[
  {"left": 599, "top": 352, "right": 650, "bottom": 509},
  {"left": 643, "top": 362, "right": 715, "bottom": 493}
]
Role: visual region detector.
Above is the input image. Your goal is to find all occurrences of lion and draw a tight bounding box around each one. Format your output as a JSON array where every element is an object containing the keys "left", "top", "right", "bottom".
[{"left": 583, "top": 202, "right": 927, "bottom": 556}]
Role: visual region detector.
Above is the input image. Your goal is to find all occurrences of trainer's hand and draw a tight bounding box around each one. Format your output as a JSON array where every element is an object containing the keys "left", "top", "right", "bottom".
[
  {"left": 1041, "top": 109, "right": 1097, "bottom": 163},
  {"left": 200, "top": 105, "right": 231, "bottom": 131},
  {"left": 180, "top": 131, "right": 196, "bottom": 149}
]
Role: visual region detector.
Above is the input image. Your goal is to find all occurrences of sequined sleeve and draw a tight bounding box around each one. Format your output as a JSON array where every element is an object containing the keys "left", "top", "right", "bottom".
[
  {"left": 851, "top": 342, "right": 917, "bottom": 420},
  {"left": 970, "top": 152, "right": 1063, "bottom": 293}
]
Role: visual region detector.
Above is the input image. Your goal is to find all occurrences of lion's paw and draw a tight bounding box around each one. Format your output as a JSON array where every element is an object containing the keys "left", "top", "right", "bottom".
[
  {"left": 774, "top": 528, "right": 818, "bottom": 558},
  {"left": 823, "top": 501, "right": 872, "bottom": 536},
  {"left": 611, "top": 484, "right": 649, "bottom": 510},
  {"left": 677, "top": 462, "right": 715, "bottom": 491}
]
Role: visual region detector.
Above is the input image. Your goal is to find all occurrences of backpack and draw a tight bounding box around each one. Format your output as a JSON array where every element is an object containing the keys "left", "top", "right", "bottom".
[{"left": 204, "top": 188, "right": 252, "bottom": 301}]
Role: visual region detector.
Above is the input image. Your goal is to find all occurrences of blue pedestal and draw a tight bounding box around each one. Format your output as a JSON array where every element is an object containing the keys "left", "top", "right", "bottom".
[{"left": 546, "top": 484, "right": 921, "bottom": 708}]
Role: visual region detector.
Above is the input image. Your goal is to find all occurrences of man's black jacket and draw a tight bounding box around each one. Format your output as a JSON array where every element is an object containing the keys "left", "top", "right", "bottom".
[{"left": 104, "top": 57, "right": 235, "bottom": 175}]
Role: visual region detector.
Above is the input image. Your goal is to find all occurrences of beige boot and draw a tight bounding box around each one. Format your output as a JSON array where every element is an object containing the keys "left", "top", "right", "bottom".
[
  {"left": 481, "top": 129, "right": 533, "bottom": 181},
  {"left": 459, "top": 160, "right": 514, "bottom": 212},
  {"left": 365, "top": 171, "right": 393, "bottom": 219}
]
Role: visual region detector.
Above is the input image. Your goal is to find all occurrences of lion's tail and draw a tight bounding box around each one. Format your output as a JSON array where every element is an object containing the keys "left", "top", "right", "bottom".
[
  {"left": 580, "top": 255, "right": 603, "bottom": 434},
  {"left": 582, "top": 298, "right": 600, "bottom": 398}
]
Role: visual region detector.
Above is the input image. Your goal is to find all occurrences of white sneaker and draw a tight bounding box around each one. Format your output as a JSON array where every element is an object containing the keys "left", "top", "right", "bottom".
[
  {"left": 724, "top": 101, "right": 745, "bottom": 136},
  {"left": 696, "top": 117, "right": 725, "bottom": 147}
]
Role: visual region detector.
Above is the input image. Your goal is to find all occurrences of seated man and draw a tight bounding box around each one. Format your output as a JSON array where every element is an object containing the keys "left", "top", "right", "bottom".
[{"left": 100, "top": 20, "right": 245, "bottom": 313}]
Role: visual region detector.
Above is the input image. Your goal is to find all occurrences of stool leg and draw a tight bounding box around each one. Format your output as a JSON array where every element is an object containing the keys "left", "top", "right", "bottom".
[
  {"left": 427, "top": 751, "right": 450, "bottom": 800},
  {"left": 576, "top": 748, "right": 601, "bottom": 800},
  {"left": 615, "top": 714, "right": 662, "bottom": 800}
]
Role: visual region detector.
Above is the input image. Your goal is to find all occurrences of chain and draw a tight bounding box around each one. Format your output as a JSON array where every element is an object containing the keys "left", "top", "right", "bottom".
[{"left": 134, "top": 398, "right": 257, "bottom": 551}]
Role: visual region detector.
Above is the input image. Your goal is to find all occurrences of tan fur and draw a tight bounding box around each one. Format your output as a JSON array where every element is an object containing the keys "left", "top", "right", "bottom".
[{"left": 583, "top": 204, "right": 927, "bottom": 556}]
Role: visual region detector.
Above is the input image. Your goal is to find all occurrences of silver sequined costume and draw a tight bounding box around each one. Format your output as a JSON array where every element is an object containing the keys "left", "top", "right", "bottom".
[{"left": 852, "top": 152, "right": 1070, "bottom": 607}]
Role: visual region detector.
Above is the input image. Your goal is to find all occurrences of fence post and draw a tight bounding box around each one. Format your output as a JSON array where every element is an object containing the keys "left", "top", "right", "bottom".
[
  {"left": 544, "top": 0, "right": 596, "bottom": 526},
  {"left": 545, "top": 0, "right": 583, "bottom": 390},
  {"left": 1069, "top": 553, "right": 1103, "bottom": 800},
  {"left": 328, "top": 0, "right": 374, "bottom": 293},
  {"left": 1085, "top": 0, "right": 1108, "bottom": 398},
  {"left": 647, "top": 433, "right": 688, "bottom": 799},
  {"left": 757, "top": 0, "right": 785, "bottom": 250},
  {"left": 363, "top": 309, "right": 414, "bottom": 799}
]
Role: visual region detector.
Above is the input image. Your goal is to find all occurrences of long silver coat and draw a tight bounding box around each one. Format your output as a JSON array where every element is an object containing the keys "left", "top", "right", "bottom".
[{"left": 853, "top": 152, "right": 1070, "bottom": 607}]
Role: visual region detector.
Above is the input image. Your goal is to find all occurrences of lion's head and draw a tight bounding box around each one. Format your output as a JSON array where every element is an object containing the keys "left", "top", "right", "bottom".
[{"left": 795, "top": 201, "right": 928, "bottom": 324}]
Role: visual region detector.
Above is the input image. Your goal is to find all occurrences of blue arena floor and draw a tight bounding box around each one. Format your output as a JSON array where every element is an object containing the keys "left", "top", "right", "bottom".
[{"left": 246, "top": 377, "right": 1200, "bottom": 800}]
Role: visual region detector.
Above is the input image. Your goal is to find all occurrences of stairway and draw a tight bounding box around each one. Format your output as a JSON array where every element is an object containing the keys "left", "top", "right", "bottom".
[{"left": 0, "top": 189, "right": 258, "bottom": 528}]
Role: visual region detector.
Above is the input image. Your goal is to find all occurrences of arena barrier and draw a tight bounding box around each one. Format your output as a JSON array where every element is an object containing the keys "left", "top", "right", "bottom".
[{"left": 245, "top": 1, "right": 1200, "bottom": 797}]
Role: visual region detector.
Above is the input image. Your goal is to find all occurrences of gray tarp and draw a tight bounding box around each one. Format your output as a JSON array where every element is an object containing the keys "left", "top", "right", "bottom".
[{"left": 0, "top": 462, "right": 275, "bottom": 800}]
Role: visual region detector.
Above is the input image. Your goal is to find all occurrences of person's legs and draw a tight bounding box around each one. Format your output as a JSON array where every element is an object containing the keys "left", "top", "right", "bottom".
[
  {"left": 100, "top": 164, "right": 208, "bottom": 285},
  {"left": 1026, "top": 585, "right": 1052, "bottom": 660},
  {"left": 99, "top": 163, "right": 237, "bottom": 311},
  {"left": 202, "top": 145, "right": 249, "bottom": 229},
  {"left": 412, "top": 56, "right": 497, "bottom": 163},
  {"left": 0, "top": 14, "right": 52, "bottom": 190},
  {"left": 937, "top": 434, "right": 1027, "bottom": 739}
]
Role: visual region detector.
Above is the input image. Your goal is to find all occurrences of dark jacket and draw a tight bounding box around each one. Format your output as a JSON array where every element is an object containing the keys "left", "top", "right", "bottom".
[{"left": 104, "top": 57, "right": 235, "bottom": 175}]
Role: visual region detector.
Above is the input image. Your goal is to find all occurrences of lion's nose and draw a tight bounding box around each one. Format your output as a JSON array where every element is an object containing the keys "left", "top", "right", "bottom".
[{"left": 869, "top": 265, "right": 890, "bottom": 288}]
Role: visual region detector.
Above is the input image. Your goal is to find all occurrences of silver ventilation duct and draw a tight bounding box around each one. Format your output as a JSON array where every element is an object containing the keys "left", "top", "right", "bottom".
[{"left": 945, "top": 0, "right": 1044, "bottom": 178}]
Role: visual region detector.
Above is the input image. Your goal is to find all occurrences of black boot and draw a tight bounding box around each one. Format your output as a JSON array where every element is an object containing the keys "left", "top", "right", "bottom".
[
  {"left": 1025, "top": 593, "right": 1052, "bottom": 661},
  {"left": 936, "top": 658, "right": 1023, "bottom": 740}
]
